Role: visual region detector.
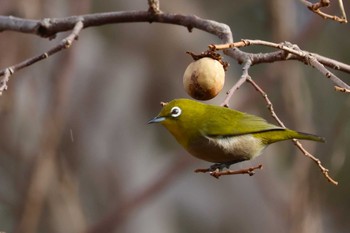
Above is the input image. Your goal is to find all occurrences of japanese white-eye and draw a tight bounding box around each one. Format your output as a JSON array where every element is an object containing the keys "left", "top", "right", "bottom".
[{"left": 149, "top": 99, "right": 324, "bottom": 170}]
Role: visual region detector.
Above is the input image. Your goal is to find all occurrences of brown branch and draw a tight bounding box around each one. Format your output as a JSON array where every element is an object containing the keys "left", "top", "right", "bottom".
[
  {"left": 195, "top": 164, "right": 263, "bottom": 178},
  {"left": 211, "top": 40, "right": 350, "bottom": 89},
  {"left": 338, "top": 0, "right": 348, "bottom": 21},
  {"left": 221, "top": 60, "right": 252, "bottom": 107},
  {"left": 306, "top": 53, "right": 350, "bottom": 90},
  {"left": 1, "top": 10, "right": 349, "bottom": 89},
  {"left": 245, "top": 77, "right": 286, "bottom": 126},
  {"left": 0, "top": 12, "right": 237, "bottom": 85},
  {"left": 300, "top": 0, "right": 348, "bottom": 23},
  {"left": 0, "top": 12, "right": 233, "bottom": 42},
  {"left": 292, "top": 139, "right": 338, "bottom": 185},
  {"left": 0, "top": 20, "right": 83, "bottom": 95},
  {"left": 245, "top": 77, "right": 338, "bottom": 185}
]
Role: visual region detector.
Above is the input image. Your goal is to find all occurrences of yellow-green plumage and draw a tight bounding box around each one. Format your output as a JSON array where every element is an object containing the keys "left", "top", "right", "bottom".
[{"left": 149, "top": 99, "right": 324, "bottom": 165}]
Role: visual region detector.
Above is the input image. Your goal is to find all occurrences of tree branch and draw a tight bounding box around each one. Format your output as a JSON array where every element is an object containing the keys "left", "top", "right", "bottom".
[
  {"left": 300, "top": 0, "right": 348, "bottom": 23},
  {"left": 221, "top": 59, "right": 252, "bottom": 108},
  {"left": 210, "top": 40, "right": 350, "bottom": 90},
  {"left": 245, "top": 77, "right": 338, "bottom": 185},
  {"left": 0, "top": 11, "right": 238, "bottom": 92},
  {"left": 1, "top": 10, "right": 349, "bottom": 94},
  {"left": 0, "top": 11, "right": 233, "bottom": 42},
  {"left": 0, "top": 20, "right": 84, "bottom": 95},
  {"left": 195, "top": 164, "right": 263, "bottom": 178}
]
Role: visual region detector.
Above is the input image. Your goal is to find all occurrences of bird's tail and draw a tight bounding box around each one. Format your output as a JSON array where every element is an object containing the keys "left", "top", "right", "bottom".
[
  {"left": 292, "top": 130, "right": 325, "bottom": 142},
  {"left": 257, "top": 129, "right": 325, "bottom": 144}
]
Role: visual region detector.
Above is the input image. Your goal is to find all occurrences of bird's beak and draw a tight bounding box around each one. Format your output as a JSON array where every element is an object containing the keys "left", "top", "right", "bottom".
[{"left": 148, "top": 116, "right": 166, "bottom": 124}]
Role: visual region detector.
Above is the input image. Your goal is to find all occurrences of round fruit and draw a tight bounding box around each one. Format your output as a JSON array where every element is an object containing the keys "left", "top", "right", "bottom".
[{"left": 183, "top": 57, "right": 225, "bottom": 100}]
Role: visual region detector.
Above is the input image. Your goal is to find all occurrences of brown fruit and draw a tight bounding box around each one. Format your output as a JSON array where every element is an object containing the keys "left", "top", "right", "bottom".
[{"left": 183, "top": 57, "right": 225, "bottom": 100}]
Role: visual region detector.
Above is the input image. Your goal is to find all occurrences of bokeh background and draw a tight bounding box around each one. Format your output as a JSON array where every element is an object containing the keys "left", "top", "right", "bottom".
[{"left": 0, "top": 0, "right": 349, "bottom": 233}]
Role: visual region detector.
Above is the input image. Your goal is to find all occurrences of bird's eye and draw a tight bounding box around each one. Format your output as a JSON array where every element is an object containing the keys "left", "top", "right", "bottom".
[{"left": 170, "top": 106, "right": 182, "bottom": 118}]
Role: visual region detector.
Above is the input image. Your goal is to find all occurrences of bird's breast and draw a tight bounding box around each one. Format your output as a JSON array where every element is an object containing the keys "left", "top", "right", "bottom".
[{"left": 187, "top": 134, "right": 266, "bottom": 164}]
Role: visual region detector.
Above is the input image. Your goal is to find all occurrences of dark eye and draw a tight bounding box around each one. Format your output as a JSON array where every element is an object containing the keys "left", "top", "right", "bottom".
[{"left": 170, "top": 106, "right": 182, "bottom": 118}]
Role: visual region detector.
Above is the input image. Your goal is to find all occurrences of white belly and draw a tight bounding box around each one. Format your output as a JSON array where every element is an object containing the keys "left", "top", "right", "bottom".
[{"left": 187, "top": 134, "right": 266, "bottom": 164}]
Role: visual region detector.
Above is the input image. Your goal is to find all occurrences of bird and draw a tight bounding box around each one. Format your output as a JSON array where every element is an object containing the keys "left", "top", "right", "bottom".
[{"left": 148, "top": 98, "right": 325, "bottom": 172}]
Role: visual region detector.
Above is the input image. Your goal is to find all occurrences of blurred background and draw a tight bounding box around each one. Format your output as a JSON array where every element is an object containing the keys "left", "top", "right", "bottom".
[{"left": 0, "top": 0, "right": 349, "bottom": 232}]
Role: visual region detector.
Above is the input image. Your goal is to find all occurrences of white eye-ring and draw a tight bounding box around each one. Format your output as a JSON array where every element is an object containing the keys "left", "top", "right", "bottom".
[{"left": 170, "top": 106, "right": 182, "bottom": 118}]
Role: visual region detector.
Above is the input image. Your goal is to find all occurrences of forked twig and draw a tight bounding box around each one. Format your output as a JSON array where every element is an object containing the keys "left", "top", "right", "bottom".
[
  {"left": 195, "top": 164, "right": 263, "bottom": 179},
  {"left": 300, "top": 0, "right": 347, "bottom": 23}
]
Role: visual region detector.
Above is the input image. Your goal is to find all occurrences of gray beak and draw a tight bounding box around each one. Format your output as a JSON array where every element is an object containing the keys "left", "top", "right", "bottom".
[{"left": 148, "top": 116, "right": 166, "bottom": 124}]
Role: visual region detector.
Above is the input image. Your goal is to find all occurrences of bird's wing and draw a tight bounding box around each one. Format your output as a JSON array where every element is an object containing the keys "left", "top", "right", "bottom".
[{"left": 202, "top": 107, "right": 284, "bottom": 138}]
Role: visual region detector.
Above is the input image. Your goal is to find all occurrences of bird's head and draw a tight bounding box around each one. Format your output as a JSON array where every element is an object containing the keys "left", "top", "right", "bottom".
[{"left": 148, "top": 99, "right": 204, "bottom": 145}]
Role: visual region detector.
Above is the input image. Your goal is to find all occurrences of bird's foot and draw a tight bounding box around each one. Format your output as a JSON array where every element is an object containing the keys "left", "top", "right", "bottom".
[
  {"left": 194, "top": 162, "right": 231, "bottom": 176},
  {"left": 194, "top": 164, "right": 263, "bottom": 179}
]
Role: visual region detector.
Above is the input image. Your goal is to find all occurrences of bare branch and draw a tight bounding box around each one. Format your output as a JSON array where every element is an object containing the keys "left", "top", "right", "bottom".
[
  {"left": 306, "top": 54, "right": 350, "bottom": 90},
  {"left": 211, "top": 40, "right": 350, "bottom": 90},
  {"left": 245, "top": 77, "right": 286, "bottom": 127},
  {"left": 338, "top": 0, "right": 348, "bottom": 21},
  {"left": 1, "top": 10, "right": 349, "bottom": 92},
  {"left": 245, "top": 77, "right": 338, "bottom": 185},
  {"left": 0, "top": 21, "right": 84, "bottom": 94},
  {"left": 293, "top": 139, "right": 338, "bottom": 185},
  {"left": 300, "top": 0, "right": 348, "bottom": 23},
  {"left": 221, "top": 59, "right": 251, "bottom": 108},
  {"left": 195, "top": 164, "right": 263, "bottom": 178},
  {"left": 0, "top": 12, "right": 233, "bottom": 42},
  {"left": 0, "top": 12, "right": 237, "bottom": 90}
]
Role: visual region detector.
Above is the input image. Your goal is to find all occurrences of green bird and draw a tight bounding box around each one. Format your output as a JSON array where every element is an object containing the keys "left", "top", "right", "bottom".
[{"left": 148, "top": 99, "right": 325, "bottom": 171}]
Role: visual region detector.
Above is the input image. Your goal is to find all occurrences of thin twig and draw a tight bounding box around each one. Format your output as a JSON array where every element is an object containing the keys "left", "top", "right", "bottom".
[
  {"left": 338, "top": 0, "right": 347, "bottom": 21},
  {"left": 221, "top": 59, "right": 252, "bottom": 107},
  {"left": 293, "top": 139, "right": 338, "bottom": 185},
  {"left": 300, "top": 0, "right": 347, "bottom": 23},
  {"left": 245, "top": 76, "right": 286, "bottom": 126},
  {"left": 195, "top": 164, "right": 263, "bottom": 178},
  {"left": 0, "top": 20, "right": 84, "bottom": 95},
  {"left": 246, "top": 77, "right": 338, "bottom": 185}
]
